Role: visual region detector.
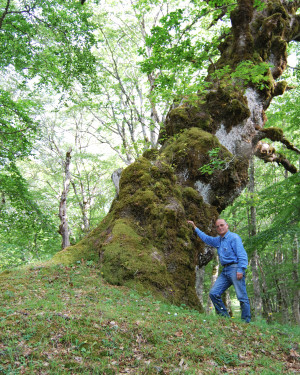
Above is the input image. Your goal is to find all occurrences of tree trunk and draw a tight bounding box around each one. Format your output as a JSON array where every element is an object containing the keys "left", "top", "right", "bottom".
[
  {"left": 292, "top": 235, "right": 300, "bottom": 325},
  {"left": 195, "top": 265, "right": 205, "bottom": 307},
  {"left": 53, "top": 1, "right": 300, "bottom": 309},
  {"left": 248, "top": 158, "right": 263, "bottom": 318},
  {"left": 258, "top": 258, "right": 273, "bottom": 322},
  {"left": 250, "top": 251, "right": 263, "bottom": 318},
  {"left": 58, "top": 149, "right": 72, "bottom": 249},
  {"left": 206, "top": 255, "right": 219, "bottom": 314},
  {"left": 222, "top": 291, "right": 233, "bottom": 317},
  {"left": 0, "top": 192, "right": 5, "bottom": 212},
  {"left": 274, "top": 249, "right": 290, "bottom": 323}
]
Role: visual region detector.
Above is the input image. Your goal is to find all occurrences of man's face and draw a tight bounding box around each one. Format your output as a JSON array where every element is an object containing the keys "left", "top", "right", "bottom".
[{"left": 216, "top": 219, "right": 229, "bottom": 237}]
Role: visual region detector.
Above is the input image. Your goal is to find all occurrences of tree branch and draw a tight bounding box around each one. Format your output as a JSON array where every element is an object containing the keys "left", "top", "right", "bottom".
[
  {"left": 0, "top": 0, "right": 10, "bottom": 29},
  {"left": 254, "top": 128, "right": 300, "bottom": 155},
  {"left": 254, "top": 141, "right": 298, "bottom": 174}
]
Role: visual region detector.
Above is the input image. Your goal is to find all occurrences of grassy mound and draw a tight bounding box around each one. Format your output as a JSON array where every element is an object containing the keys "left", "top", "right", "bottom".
[{"left": 0, "top": 263, "right": 299, "bottom": 374}]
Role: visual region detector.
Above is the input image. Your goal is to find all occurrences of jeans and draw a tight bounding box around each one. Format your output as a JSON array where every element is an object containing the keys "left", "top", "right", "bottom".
[{"left": 209, "top": 264, "right": 251, "bottom": 323}]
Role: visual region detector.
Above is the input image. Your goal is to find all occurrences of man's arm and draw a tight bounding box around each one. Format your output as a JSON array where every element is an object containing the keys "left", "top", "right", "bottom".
[
  {"left": 232, "top": 235, "right": 248, "bottom": 276},
  {"left": 187, "top": 221, "right": 220, "bottom": 248}
]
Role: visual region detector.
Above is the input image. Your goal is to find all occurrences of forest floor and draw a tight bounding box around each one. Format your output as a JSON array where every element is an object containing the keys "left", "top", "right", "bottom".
[{"left": 0, "top": 262, "right": 299, "bottom": 374}]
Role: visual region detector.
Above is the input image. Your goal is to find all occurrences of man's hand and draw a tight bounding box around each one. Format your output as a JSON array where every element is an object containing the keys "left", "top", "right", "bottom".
[
  {"left": 236, "top": 272, "right": 243, "bottom": 280},
  {"left": 187, "top": 220, "right": 196, "bottom": 229}
]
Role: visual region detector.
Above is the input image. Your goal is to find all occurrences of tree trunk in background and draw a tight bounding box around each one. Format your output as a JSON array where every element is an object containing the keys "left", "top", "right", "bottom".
[
  {"left": 58, "top": 149, "right": 72, "bottom": 249},
  {"left": 292, "top": 235, "right": 300, "bottom": 325},
  {"left": 222, "top": 291, "right": 233, "bottom": 317},
  {"left": 206, "top": 256, "right": 219, "bottom": 314},
  {"left": 0, "top": 192, "right": 5, "bottom": 211},
  {"left": 195, "top": 265, "right": 205, "bottom": 307},
  {"left": 274, "top": 249, "right": 290, "bottom": 323},
  {"left": 53, "top": 1, "right": 300, "bottom": 309},
  {"left": 248, "top": 158, "right": 263, "bottom": 318},
  {"left": 250, "top": 251, "right": 263, "bottom": 318},
  {"left": 71, "top": 180, "right": 90, "bottom": 234},
  {"left": 258, "top": 258, "right": 273, "bottom": 322}
]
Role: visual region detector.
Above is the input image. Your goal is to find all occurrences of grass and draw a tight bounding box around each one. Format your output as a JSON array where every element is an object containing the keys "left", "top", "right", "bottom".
[{"left": 0, "top": 262, "right": 299, "bottom": 374}]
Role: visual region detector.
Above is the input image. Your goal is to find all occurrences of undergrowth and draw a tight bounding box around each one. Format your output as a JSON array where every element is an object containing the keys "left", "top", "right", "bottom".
[{"left": 0, "top": 262, "right": 299, "bottom": 374}]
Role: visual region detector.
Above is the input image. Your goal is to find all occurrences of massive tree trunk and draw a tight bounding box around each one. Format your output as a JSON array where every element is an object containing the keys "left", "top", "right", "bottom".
[{"left": 52, "top": 0, "right": 300, "bottom": 310}]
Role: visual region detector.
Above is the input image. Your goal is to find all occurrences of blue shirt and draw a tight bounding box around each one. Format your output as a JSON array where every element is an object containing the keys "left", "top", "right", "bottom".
[{"left": 194, "top": 228, "right": 248, "bottom": 273}]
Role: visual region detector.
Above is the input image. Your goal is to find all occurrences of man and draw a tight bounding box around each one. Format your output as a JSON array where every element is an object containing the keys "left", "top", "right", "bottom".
[{"left": 187, "top": 218, "right": 251, "bottom": 323}]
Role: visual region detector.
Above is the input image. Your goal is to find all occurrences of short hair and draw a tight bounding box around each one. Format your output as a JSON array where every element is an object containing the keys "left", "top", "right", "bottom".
[{"left": 215, "top": 218, "right": 228, "bottom": 225}]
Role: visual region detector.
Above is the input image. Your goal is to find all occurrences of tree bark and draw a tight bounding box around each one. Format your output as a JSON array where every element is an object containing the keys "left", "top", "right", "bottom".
[
  {"left": 250, "top": 251, "right": 263, "bottom": 318},
  {"left": 222, "top": 290, "right": 233, "bottom": 317},
  {"left": 258, "top": 257, "right": 273, "bottom": 322},
  {"left": 53, "top": 0, "right": 300, "bottom": 309},
  {"left": 195, "top": 265, "right": 205, "bottom": 307},
  {"left": 248, "top": 158, "right": 263, "bottom": 318},
  {"left": 292, "top": 235, "right": 300, "bottom": 325},
  {"left": 274, "top": 249, "right": 290, "bottom": 324},
  {"left": 206, "top": 256, "right": 219, "bottom": 314},
  {"left": 58, "top": 149, "right": 72, "bottom": 250},
  {"left": 71, "top": 180, "right": 90, "bottom": 234}
]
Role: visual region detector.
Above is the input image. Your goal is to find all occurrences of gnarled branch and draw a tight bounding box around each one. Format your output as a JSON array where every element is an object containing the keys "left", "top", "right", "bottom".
[
  {"left": 254, "top": 128, "right": 300, "bottom": 154},
  {"left": 254, "top": 141, "right": 298, "bottom": 174}
]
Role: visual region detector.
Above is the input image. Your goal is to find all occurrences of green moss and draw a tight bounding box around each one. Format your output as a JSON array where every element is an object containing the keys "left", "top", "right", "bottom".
[
  {"left": 273, "top": 81, "right": 287, "bottom": 96},
  {"left": 182, "top": 186, "right": 202, "bottom": 200},
  {"left": 171, "top": 107, "right": 212, "bottom": 130},
  {"left": 161, "top": 128, "right": 232, "bottom": 186},
  {"left": 143, "top": 148, "right": 159, "bottom": 160},
  {"left": 228, "top": 98, "right": 251, "bottom": 122},
  {"left": 162, "top": 102, "right": 213, "bottom": 139},
  {"left": 267, "top": 1, "right": 289, "bottom": 20},
  {"left": 261, "top": 127, "right": 284, "bottom": 141},
  {"left": 163, "top": 127, "right": 219, "bottom": 156},
  {"left": 51, "top": 213, "right": 114, "bottom": 266},
  {"left": 170, "top": 107, "right": 190, "bottom": 122},
  {"left": 230, "top": 1, "right": 253, "bottom": 29},
  {"left": 99, "top": 219, "right": 172, "bottom": 289},
  {"left": 217, "top": 35, "right": 234, "bottom": 54},
  {"left": 205, "top": 88, "right": 250, "bottom": 130}
]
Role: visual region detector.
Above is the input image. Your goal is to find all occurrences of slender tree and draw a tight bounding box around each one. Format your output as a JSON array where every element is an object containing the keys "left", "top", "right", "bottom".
[
  {"left": 58, "top": 149, "right": 72, "bottom": 249},
  {"left": 248, "top": 158, "right": 263, "bottom": 318},
  {"left": 206, "top": 256, "right": 219, "bottom": 314},
  {"left": 292, "top": 235, "right": 300, "bottom": 324},
  {"left": 72, "top": 0, "right": 175, "bottom": 164}
]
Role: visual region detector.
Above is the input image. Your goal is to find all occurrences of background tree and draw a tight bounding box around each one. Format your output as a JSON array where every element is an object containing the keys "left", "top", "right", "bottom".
[
  {"left": 0, "top": 163, "right": 59, "bottom": 269},
  {"left": 69, "top": 0, "right": 179, "bottom": 164},
  {"left": 0, "top": 0, "right": 97, "bottom": 158},
  {"left": 0, "top": 0, "right": 99, "bottom": 266},
  {"left": 24, "top": 101, "right": 117, "bottom": 239}
]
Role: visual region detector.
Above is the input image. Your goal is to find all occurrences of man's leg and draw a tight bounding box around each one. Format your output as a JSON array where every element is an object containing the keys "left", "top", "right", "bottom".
[
  {"left": 229, "top": 266, "right": 251, "bottom": 323},
  {"left": 209, "top": 270, "right": 232, "bottom": 317}
]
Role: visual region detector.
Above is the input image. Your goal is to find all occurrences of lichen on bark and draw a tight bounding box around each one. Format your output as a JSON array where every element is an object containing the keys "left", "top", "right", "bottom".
[{"left": 52, "top": 0, "right": 300, "bottom": 310}]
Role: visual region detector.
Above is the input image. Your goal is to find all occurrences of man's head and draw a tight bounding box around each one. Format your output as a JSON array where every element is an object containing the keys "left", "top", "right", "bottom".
[{"left": 215, "top": 219, "right": 229, "bottom": 237}]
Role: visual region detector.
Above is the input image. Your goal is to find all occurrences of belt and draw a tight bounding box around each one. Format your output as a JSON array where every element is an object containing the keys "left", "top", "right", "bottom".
[{"left": 223, "top": 262, "right": 237, "bottom": 267}]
